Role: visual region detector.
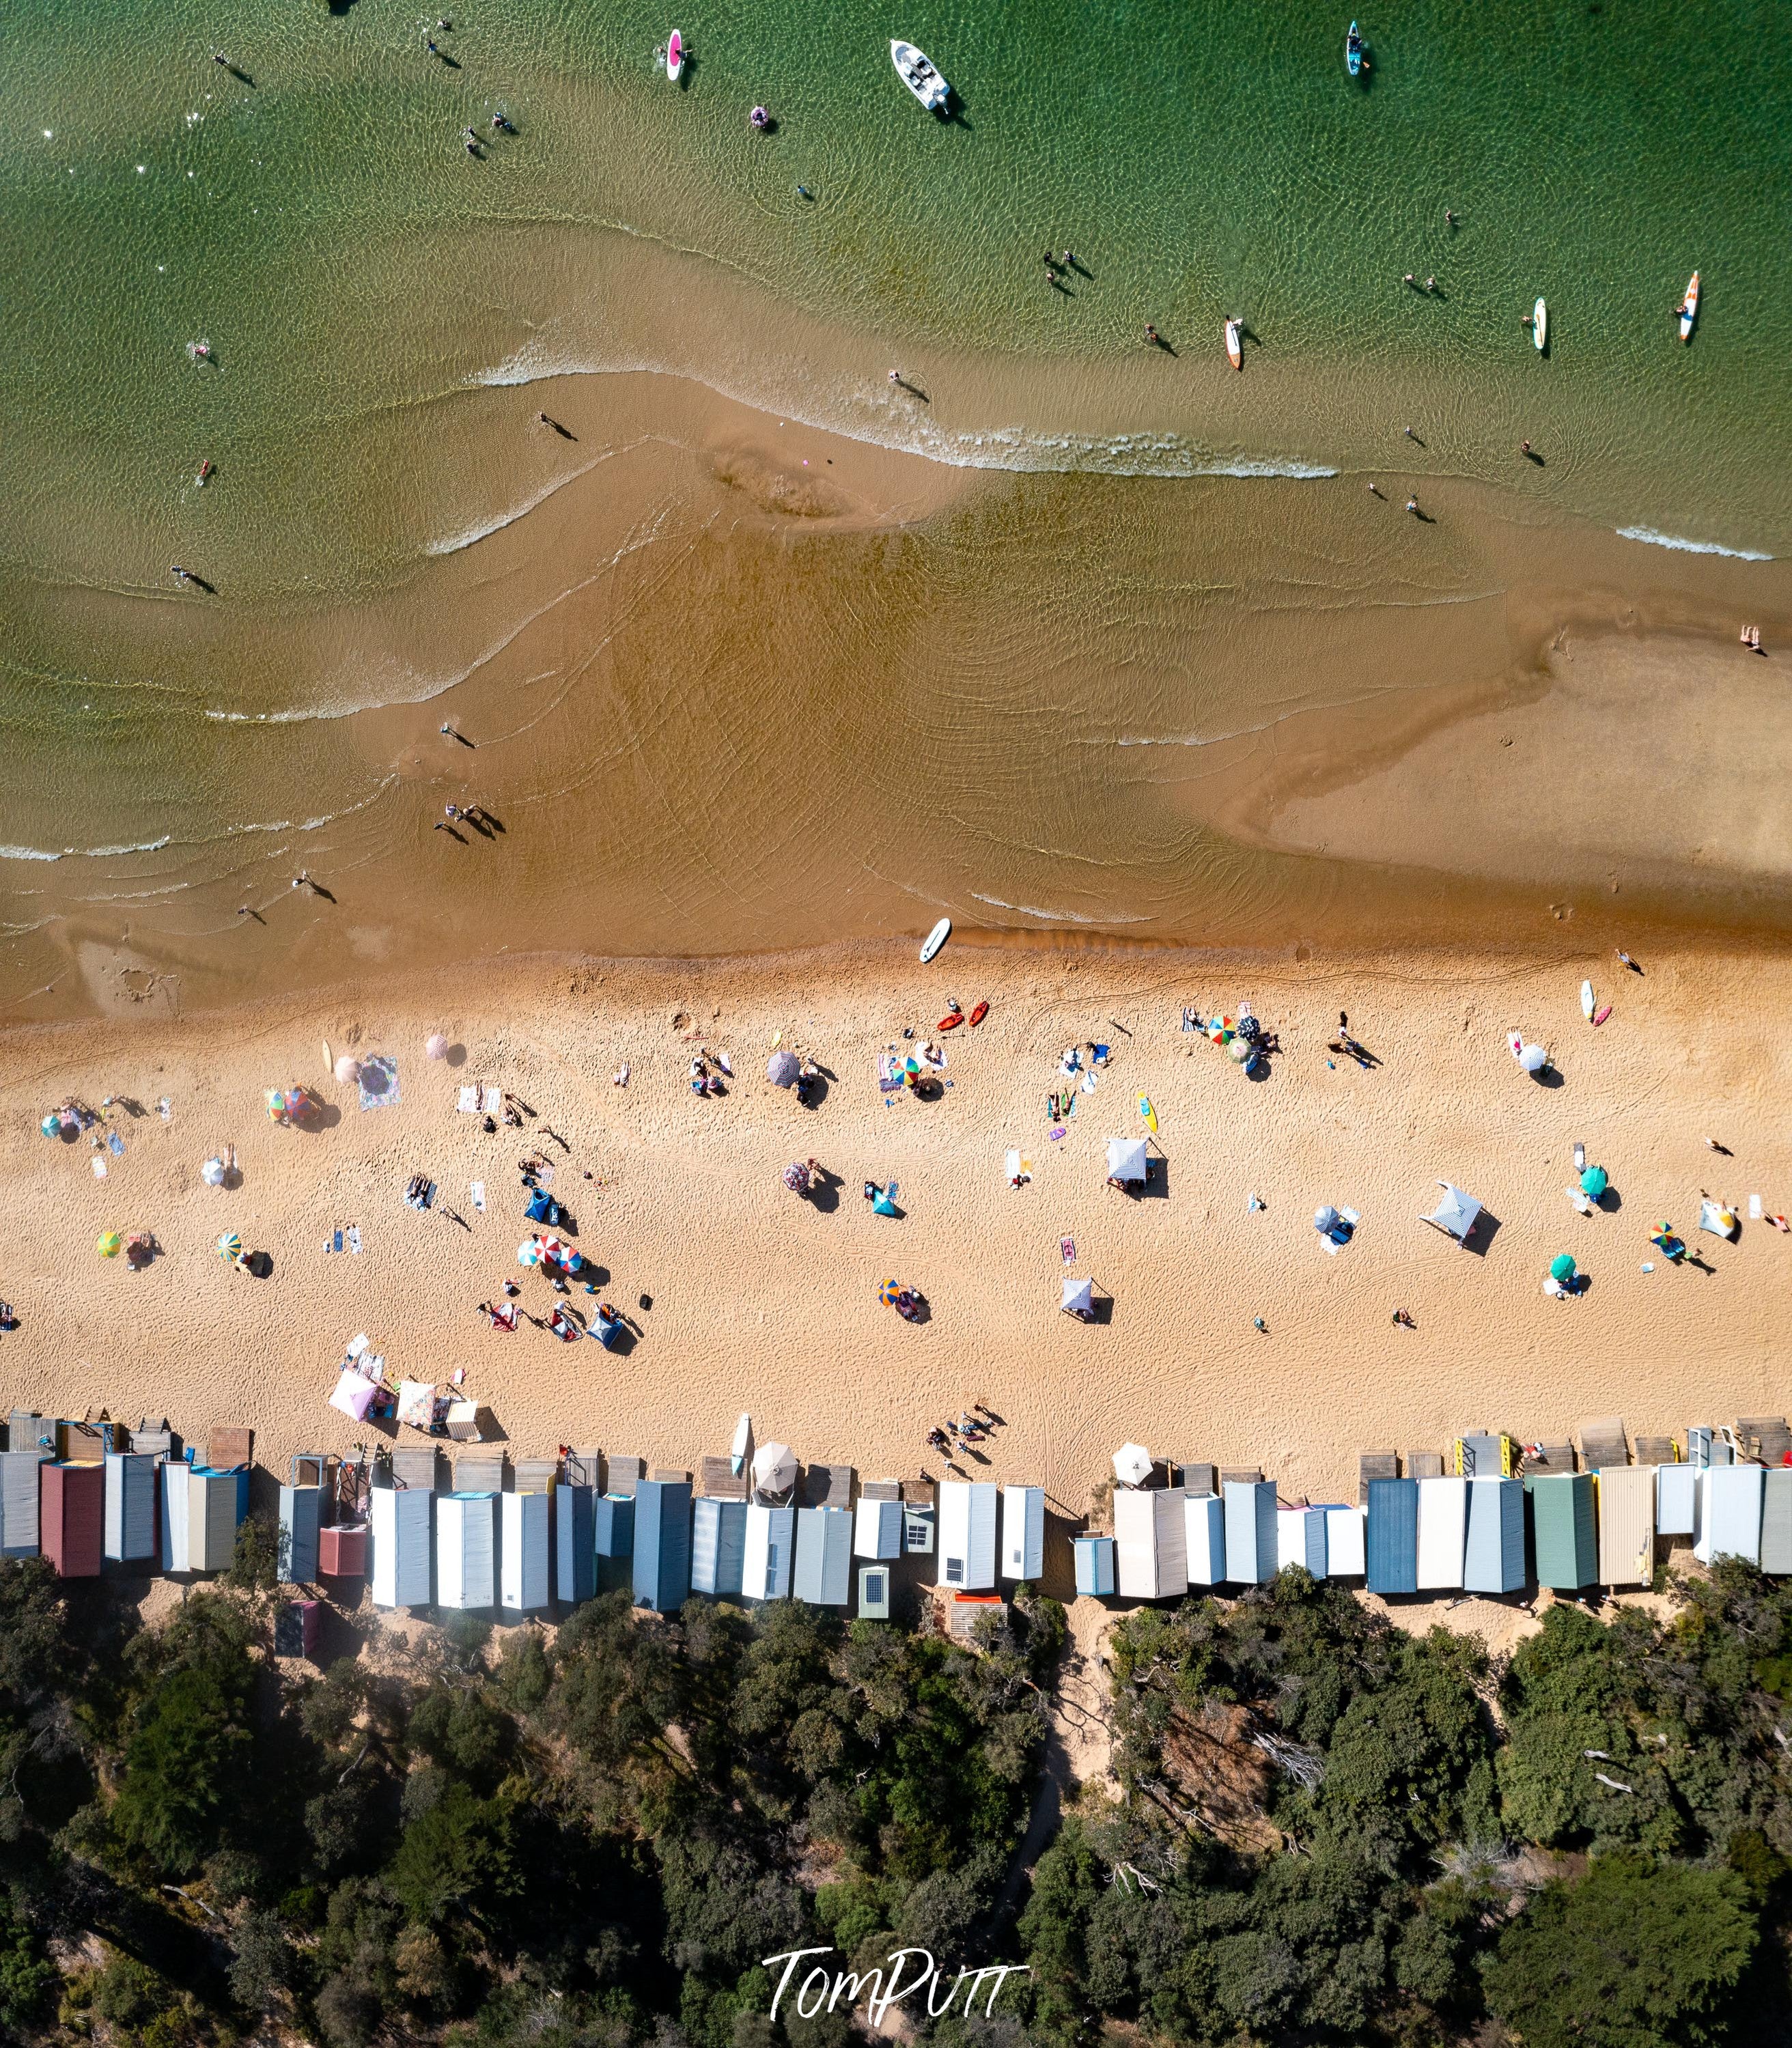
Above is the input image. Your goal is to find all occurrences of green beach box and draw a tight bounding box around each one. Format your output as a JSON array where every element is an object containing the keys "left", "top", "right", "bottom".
[{"left": 1526, "top": 1472, "right": 1597, "bottom": 1590}]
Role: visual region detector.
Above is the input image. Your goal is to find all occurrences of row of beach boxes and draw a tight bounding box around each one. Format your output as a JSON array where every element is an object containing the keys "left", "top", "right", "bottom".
[
  {"left": 0, "top": 1446, "right": 248, "bottom": 1577},
  {"left": 1079, "top": 1465, "right": 1792, "bottom": 1601}
]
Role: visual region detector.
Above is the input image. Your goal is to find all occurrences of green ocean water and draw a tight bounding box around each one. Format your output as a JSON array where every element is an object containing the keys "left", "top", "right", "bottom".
[{"left": 0, "top": 0, "right": 1788, "bottom": 968}]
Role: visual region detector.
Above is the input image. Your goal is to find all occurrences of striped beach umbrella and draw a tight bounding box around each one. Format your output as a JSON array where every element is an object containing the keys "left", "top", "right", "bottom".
[
  {"left": 217, "top": 1231, "right": 243, "bottom": 1263},
  {"left": 97, "top": 1231, "right": 122, "bottom": 1259},
  {"left": 517, "top": 1239, "right": 543, "bottom": 1266},
  {"left": 878, "top": 1276, "right": 901, "bottom": 1306},
  {"left": 265, "top": 1089, "right": 286, "bottom": 1121}
]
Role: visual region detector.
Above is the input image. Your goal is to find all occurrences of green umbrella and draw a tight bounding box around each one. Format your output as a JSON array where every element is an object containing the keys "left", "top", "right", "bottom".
[
  {"left": 1580, "top": 1165, "right": 1608, "bottom": 1198},
  {"left": 1549, "top": 1253, "right": 1578, "bottom": 1282}
]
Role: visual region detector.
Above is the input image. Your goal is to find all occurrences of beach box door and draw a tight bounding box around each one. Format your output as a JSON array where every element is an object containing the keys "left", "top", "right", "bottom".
[
  {"left": 104, "top": 1451, "right": 158, "bottom": 1564},
  {"left": 501, "top": 1491, "right": 550, "bottom": 1613}
]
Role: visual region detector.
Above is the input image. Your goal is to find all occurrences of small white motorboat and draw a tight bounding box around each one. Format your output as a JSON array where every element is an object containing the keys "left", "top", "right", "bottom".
[{"left": 891, "top": 40, "right": 949, "bottom": 112}]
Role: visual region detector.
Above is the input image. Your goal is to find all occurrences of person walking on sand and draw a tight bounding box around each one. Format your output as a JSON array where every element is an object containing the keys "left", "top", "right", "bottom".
[{"left": 1405, "top": 496, "right": 1420, "bottom": 515}]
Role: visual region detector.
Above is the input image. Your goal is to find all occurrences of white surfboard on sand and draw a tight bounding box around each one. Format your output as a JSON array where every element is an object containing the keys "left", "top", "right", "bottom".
[
  {"left": 920, "top": 917, "right": 951, "bottom": 962},
  {"left": 1580, "top": 979, "right": 1595, "bottom": 1020}
]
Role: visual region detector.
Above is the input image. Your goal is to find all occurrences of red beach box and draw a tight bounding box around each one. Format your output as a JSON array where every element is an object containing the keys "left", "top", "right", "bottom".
[
  {"left": 42, "top": 1462, "right": 103, "bottom": 1579},
  {"left": 318, "top": 1523, "right": 367, "bottom": 1578}
]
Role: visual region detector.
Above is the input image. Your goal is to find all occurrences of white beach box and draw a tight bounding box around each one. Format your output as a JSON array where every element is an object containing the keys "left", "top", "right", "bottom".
[
  {"left": 371, "top": 1485, "right": 434, "bottom": 1608},
  {"left": 1415, "top": 1476, "right": 1468, "bottom": 1589},
  {"left": 1656, "top": 1462, "right": 1698, "bottom": 1537},
  {"left": 501, "top": 1490, "right": 550, "bottom": 1612},
  {"left": 1694, "top": 1465, "right": 1763, "bottom": 1566},
  {"left": 1114, "top": 1489, "right": 1188, "bottom": 1600},
  {"left": 436, "top": 1493, "right": 496, "bottom": 1611},
  {"left": 854, "top": 1497, "right": 903, "bottom": 1560},
  {"left": 1185, "top": 1493, "right": 1227, "bottom": 1584},
  {"left": 742, "top": 1502, "right": 795, "bottom": 1600},
  {"left": 1000, "top": 1485, "right": 1045, "bottom": 1580},
  {"left": 938, "top": 1480, "right": 998, "bottom": 1590}
]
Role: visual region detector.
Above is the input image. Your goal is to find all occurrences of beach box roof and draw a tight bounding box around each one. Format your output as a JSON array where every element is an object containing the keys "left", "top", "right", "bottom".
[
  {"left": 1323, "top": 1504, "right": 1367, "bottom": 1578},
  {"left": 1528, "top": 1472, "right": 1597, "bottom": 1588},
  {"left": 1106, "top": 1138, "right": 1149, "bottom": 1183},
  {"left": 743, "top": 1501, "right": 795, "bottom": 1599},
  {"left": 1278, "top": 1504, "right": 1328, "bottom": 1578},
  {"left": 1463, "top": 1477, "right": 1525, "bottom": 1593},
  {"left": 1074, "top": 1534, "right": 1117, "bottom": 1597},
  {"left": 1595, "top": 1465, "right": 1655, "bottom": 1586},
  {"left": 1115, "top": 1487, "right": 1188, "bottom": 1600},
  {"left": 1422, "top": 1181, "right": 1483, "bottom": 1242},
  {"left": 1416, "top": 1476, "right": 1468, "bottom": 1590},
  {"left": 692, "top": 1496, "right": 748, "bottom": 1597},
  {"left": 557, "top": 1483, "right": 597, "bottom": 1605},
  {"left": 1, "top": 1447, "right": 50, "bottom": 1558},
  {"left": 104, "top": 1451, "right": 159, "bottom": 1566},
  {"left": 42, "top": 1463, "right": 103, "bottom": 1580},
  {"left": 1761, "top": 1469, "right": 1792, "bottom": 1574},
  {"left": 1655, "top": 1461, "right": 1698, "bottom": 1537},
  {"left": 436, "top": 1492, "right": 498, "bottom": 1612},
  {"left": 857, "top": 1564, "right": 891, "bottom": 1619},
  {"left": 1365, "top": 1477, "right": 1419, "bottom": 1595},
  {"left": 1001, "top": 1485, "right": 1045, "bottom": 1580},
  {"left": 1223, "top": 1478, "right": 1278, "bottom": 1586},
  {"left": 793, "top": 1505, "right": 854, "bottom": 1605},
  {"left": 187, "top": 1465, "right": 248, "bottom": 1573},
  {"left": 938, "top": 1479, "right": 999, "bottom": 1590},
  {"left": 279, "top": 1478, "right": 323, "bottom": 1584},
  {"left": 1694, "top": 1465, "right": 1763, "bottom": 1567},
  {"left": 1185, "top": 1493, "right": 1227, "bottom": 1585},
  {"left": 854, "top": 1496, "right": 903, "bottom": 1561},
  {"left": 632, "top": 1478, "right": 692, "bottom": 1613},
  {"left": 501, "top": 1490, "right": 551, "bottom": 1612},
  {"left": 371, "top": 1485, "right": 434, "bottom": 1608}
]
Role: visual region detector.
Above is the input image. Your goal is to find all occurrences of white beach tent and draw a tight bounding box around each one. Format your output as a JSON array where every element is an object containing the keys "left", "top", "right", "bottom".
[
  {"left": 1112, "top": 1442, "right": 1153, "bottom": 1487},
  {"left": 1106, "top": 1138, "right": 1149, "bottom": 1186},
  {"left": 742, "top": 1502, "right": 795, "bottom": 1599},
  {"left": 1421, "top": 1181, "right": 1483, "bottom": 1244},
  {"left": 1061, "top": 1276, "right": 1095, "bottom": 1318}
]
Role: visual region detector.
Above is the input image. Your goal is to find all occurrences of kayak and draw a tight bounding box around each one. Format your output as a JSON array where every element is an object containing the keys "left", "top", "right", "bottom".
[
  {"left": 1346, "top": 19, "right": 1363, "bottom": 75},
  {"left": 1224, "top": 318, "right": 1242, "bottom": 369},
  {"left": 1679, "top": 270, "right": 1699, "bottom": 342},
  {"left": 968, "top": 1000, "right": 989, "bottom": 1026},
  {"left": 1138, "top": 1095, "right": 1158, "bottom": 1132},
  {"left": 666, "top": 28, "right": 682, "bottom": 80},
  {"left": 920, "top": 916, "right": 951, "bottom": 963},
  {"left": 1533, "top": 298, "right": 1548, "bottom": 351},
  {"left": 938, "top": 1011, "right": 963, "bottom": 1030}
]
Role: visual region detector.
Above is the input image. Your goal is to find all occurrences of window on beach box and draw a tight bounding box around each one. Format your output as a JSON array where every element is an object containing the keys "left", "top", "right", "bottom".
[{"left": 946, "top": 1557, "right": 964, "bottom": 1584}]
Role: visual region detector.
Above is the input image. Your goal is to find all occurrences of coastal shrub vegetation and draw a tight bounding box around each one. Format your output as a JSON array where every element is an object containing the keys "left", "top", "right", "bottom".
[{"left": 1, "top": 1555, "right": 1789, "bottom": 2045}]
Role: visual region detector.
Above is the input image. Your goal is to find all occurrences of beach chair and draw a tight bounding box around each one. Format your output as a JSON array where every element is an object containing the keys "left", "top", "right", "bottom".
[
  {"left": 1577, "top": 1416, "right": 1629, "bottom": 1470},
  {"left": 699, "top": 1455, "right": 751, "bottom": 1501},
  {"left": 1358, "top": 1452, "right": 1398, "bottom": 1505},
  {"left": 1405, "top": 1450, "right": 1444, "bottom": 1480}
]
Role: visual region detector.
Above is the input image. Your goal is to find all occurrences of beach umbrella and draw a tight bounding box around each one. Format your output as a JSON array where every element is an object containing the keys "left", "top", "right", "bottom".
[
  {"left": 1699, "top": 1198, "right": 1738, "bottom": 1239},
  {"left": 1549, "top": 1253, "right": 1578, "bottom": 1282},
  {"left": 1061, "top": 1275, "right": 1094, "bottom": 1316},
  {"left": 265, "top": 1089, "right": 287, "bottom": 1121},
  {"left": 1112, "top": 1442, "right": 1153, "bottom": 1487},
  {"left": 284, "top": 1087, "right": 308, "bottom": 1118},
  {"left": 767, "top": 1050, "right": 800, "bottom": 1087},
  {"left": 425, "top": 1033, "right": 449, "bottom": 1061},
  {"left": 217, "top": 1231, "right": 242, "bottom": 1263},
  {"left": 201, "top": 1156, "right": 225, "bottom": 1186},
  {"left": 517, "top": 1239, "right": 543, "bottom": 1266},
  {"left": 878, "top": 1276, "right": 901, "bottom": 1306},
  {"left": 1519, "top": 1043, "right": 1549, "bottom": 1073},
  {"left": 97, "top": 1231, "right": 122, "bottom": 1259},
  {"left": 782, "top": 1161, "right": 811, "bottom": 1192},
  {"left": 39, "top": 1115, "right": 58, "bottom": 1138},
  {"left": 1580, "top": 1165, "right": 1608, "bottom": 1199},
  {"left": 1226, "top": 1035, "right": 1252, "bottom": 1063},
  {"left": 1314, "top": 1205, "right": 1339, "bottom": 1233},
  {"left": 871, "top": 1187, "right": 898, "bottom": 1217},
  {"left": 334, "top": 1054, "right": 360, "bottom": 1086},
  {"left": 752, "top": 1442, "right": 798, "bottom": 1494}
]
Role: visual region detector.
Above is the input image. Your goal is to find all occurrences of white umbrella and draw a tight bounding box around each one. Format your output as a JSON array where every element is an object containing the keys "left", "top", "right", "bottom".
[
  {"left": 1061, "top": 1276, "right": 1094, "bottom": 1317},
  {"left": 1112, "top": 1442, "right": 1153, "bottom": 1486},
  {"left": 425, "top": 1033, "right": 449, "bottom": 1061},
  {"left": 767, "top": 1050, "right": 800, "bottom": 1087},
  {"left": 752, "top": 1442, "right": 798, "bottom": 1494},
  {"left": 1520, "top": 1043, "right": 1549, "bottom": 1073},
  {"left": 334, "top": 1054, "right": 360, "bottom": 1086},
  {"left": 1106, "top": 1138, "right": 1149, "bottom": 1183},
  {"left": 200, "top": 1156, "right": 225, "bottom": 1186}
]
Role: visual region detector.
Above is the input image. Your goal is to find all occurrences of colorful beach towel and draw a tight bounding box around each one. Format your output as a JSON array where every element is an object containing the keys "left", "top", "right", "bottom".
[{"left": 357, "top": 1056, "right": 400, "bottom": 1110}]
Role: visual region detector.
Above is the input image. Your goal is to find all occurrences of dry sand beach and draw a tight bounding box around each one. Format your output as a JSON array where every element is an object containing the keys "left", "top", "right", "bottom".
[{"left": 5, "top": 938, "right": 1788, "bottom": 1577}]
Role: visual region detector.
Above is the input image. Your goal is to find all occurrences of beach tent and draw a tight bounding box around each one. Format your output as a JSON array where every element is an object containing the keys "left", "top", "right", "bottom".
[
  {"left": 279, "top": 1471, "right": 324, "bottom": 1584},
  {"left": 1112, "top": 1442, "right": 1153, "bottom": 1487},
  {"left": 1278, "top": 1505, "right": 1328, "bottom": 1578},
  {"left": 938, "top": 1479, "right": 998, "bottom": 1590},
  {"left": 104, "top": 1450, "right": 158, "bottom": 1565},
  {"left": 42, "top": 1464, "right": 103, "bottom": 1580},
  {"left": 751, "top": 1442, "right": 798, "bottom": 1498},
  {"left": 743, "top": 1502, "right": 795, "bottom": 1599},
  {"left": 0, "top": 1448, "right": 50, "bottom": 1558},
  {"left": 1463, "top": 1478, "right": 1525, "bottom": 1593},
  {"left": 329, "top": 1371, "right": 378, "bottom": 1423},
  {"left": 437, "top": 1493, "right": 497, "bottom": 1611},
  {"left": 1528, "top": 1473, "right": 1597, "bottom": 1589},
  {"left": 557, "top": 1482, "right": 596, "bottom": 1604},
  {"left": 854, "top": 1496, "right": 903, "bottom": 1560},
  {"left": 1061, "top": 1276, "right": 1095, "bottom": 1319},
  {"left": 1595, "top": 1465, "right": 1656, "bottom": 1586},
  {"left": 858, "top": 1565, "right": 891, "bottom": 1619},
  {"left": 1421, "top": 1182, "right": 1483, "bottom": 1244},
  {"left": 371, "top": 1485, "right": 434, "bottom": 1608},
  {"left": 1694, "top": 1465, "right": 1763, "bottom": 1567},
  {"left": 1074, "top": 1535, "right": 1117, "bottom": 1596},
  {"left": 632, "top": 1478, "right": 692, "bottom": 1613},
  {"left": 1223, "top": 1479, "right": 1278, "bottom": 1585},
  {"left": 1365, "top": 1478, "right": 1419, "bottom": 1595},
  {"left": 691, "top": 1496, "right": 748, "bottom": 1597},
  {"left": 1656, "top": 1461, "right": 1698, "bottom": 1536},
  {"left": 793, "top": 1506, "right": 854, "bottom": 1605},
  {"left": 1185, "top": 1492, "right": 1227, "bottom": 1584},
  {"left": 1106, "top": 1138, "right": 1149, "bottom": 1186},
  {"left": 1323, "top": 1504, "right": 1367, "bottom": 1578},
  {"left": 1114, "top": 1488, "right": 1188, "bottom": 1600},
  {"left": 1416, "top": 1477, "right": 1468, "bottom": 1590},
  {"left": 501, "top": 1491, "right": 551, "bottom": 1613},
  {"left": 1001, "top": 1485, "right": 1045, "bottom": 1580},
  {"left": 1761, "top": 1470, "right": 1792, "bottom": 1575}
]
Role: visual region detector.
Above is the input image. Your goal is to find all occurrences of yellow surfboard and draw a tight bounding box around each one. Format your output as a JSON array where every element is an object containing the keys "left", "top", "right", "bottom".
[{"left": 1138, "top": 1094, "right": 1158, "bottom": 1132}]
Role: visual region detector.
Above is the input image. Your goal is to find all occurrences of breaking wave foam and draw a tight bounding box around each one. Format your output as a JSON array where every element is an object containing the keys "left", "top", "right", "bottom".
[{"left": 1616, "top": 527, "right": 1773, "bottom": 561}]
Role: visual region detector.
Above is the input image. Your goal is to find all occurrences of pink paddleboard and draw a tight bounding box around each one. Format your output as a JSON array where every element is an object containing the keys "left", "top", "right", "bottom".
[{"left": 667, "top": 29, "right": 683, "bottom": 81}]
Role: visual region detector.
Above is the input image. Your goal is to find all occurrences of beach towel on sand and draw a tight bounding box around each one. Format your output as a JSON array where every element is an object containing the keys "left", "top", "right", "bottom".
[
  {"left": 458, "top": 1085, "right": 479, "bottom": 1113},
  {"left": 357, "top": 1056, "right": 400, "bottom": 1110}
]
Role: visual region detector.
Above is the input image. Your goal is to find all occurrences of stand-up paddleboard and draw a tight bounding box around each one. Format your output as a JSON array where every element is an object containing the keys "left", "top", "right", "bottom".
[
  {"left": 666, "top": 29, "right": 683, "bottom": 81},
  {"left": 730, "top": 1412, "right": 751, "bottom": 1474},
  {"left": 1224, "top": 318, "right": 1242, "bottom": 369},
  {"left": 1580, "top": 979, "right": 1595, "bottom": 1020},
  {"left": 1138, "top": 1095, "right": 1158, "bottom": 1132},
  {"left": 1533, "top": 298, "right": 1548, "bottom": 350},
  {"left": 1679, "top": 270, "right": 1699, "bottom": 341},
  {"left": 1346, "top": 20, "right": 1363, "bottom": 74},
  {"left": 920, "top": 916, "right": 951, "bottom": 963}
]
